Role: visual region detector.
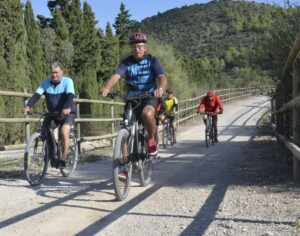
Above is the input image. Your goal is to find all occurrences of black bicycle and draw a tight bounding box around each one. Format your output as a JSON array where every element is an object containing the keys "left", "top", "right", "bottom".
[
  {"left": 24, "top": 112, "right": 78, "bottom": 186},
  {"left": 162, "top": 117, "right": 174, "bottom": 148},
  {"left": 108, "top": 93, "right": 155, "bottom": 201},
  {"left": 200, "top": 111, "right": 221, "bottom": 148}
]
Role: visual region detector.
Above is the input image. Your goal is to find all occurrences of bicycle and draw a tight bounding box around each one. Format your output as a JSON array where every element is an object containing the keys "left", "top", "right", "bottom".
[
  {"left": 199, "top": 111, "right": 219, "bottom": 148},
  {"left": 162, "top": 117, "right": 174, "bottom": 148},
  {"left": 108, "top": 92, "right": 156, "bottom": 201},
  {"left": 24, "top": 112, "right": 78, "bottom": 186}
]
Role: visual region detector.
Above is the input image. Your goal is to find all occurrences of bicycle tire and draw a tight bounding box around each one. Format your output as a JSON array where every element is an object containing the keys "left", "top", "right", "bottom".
[
  {"left": 113, "top": 129, "right": 132, "bottom": 201},
  {"left": 205, "top": 126, "right": 210, "bottom": 148},
  {"left": 24, "top": 132, "right": 49, "bottom": 186},
  {"left": 172, "top": 128, "right": 177, "bottom": 144},
  {"left": 162, "top": 125, "right": 168, "bottom": 148},
  {"left": 210, "top": 126, "right": 215, "bottom": 146},
  {"left": 170, "top": 128, "right": 174, "bottom": 146},
  {"left": 138, "top": 130, "right": 153, "bottom": 186},
  {"left": 60, "top": 131, "right": 78, "bottom": 177}
]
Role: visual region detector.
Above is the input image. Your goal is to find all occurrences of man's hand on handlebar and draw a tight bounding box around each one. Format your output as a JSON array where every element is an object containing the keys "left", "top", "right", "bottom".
[
  {"left": 154, "top": 88, "right": 163, "bottom": 98},
  {"left": 100, "top": 87, "right": 110, "bottom": 97},
  {"left": 23, "top": 106, "right": 30, "bottom": 115}
]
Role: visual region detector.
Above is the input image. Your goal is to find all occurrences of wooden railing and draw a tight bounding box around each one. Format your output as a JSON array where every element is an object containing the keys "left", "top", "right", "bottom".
[
  {"left": 0, "top": 86, "right": 273, "bottom": 152},
  {"left": 273, "top": 33, "right": 300, "bottom": 181}
]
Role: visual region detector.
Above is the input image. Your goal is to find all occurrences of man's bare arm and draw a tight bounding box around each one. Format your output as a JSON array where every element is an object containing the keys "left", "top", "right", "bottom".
[
  {"left": 100, "top": 74, "right": 121, "bottom": 97},
  {"left": 154, "top": 74, "right": 167, "bottom": 98}
]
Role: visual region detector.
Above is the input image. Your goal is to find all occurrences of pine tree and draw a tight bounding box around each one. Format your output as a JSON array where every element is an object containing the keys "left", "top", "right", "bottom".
[
  {"left": 24, "top": 0, "right": 44, "bottom": 90},
  {"left": 47, "top": 0, "right": 70, "bottom": 16},
  {"left": 113, "top": 3, "right": 134, "bottom": 49}
]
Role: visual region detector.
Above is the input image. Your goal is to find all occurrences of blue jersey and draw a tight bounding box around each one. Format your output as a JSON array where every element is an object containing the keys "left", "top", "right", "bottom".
[
  {"left": 115, "top": 54, "right": 164, "bottom": 97},
  {"left": 35, "top": 76, "right": 76, "bottom": 113}
]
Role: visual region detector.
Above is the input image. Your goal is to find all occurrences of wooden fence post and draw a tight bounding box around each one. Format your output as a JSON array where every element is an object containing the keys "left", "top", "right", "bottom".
[
  {"left": 185, "top": 100, "right": 188, "bottom": 126},
  {"left": 24, "top": 89, "right": 30, "bottom": 143},
  {"left": 292, "top": 58, "right": 300, "bottom": 180},
  {"left": 110, "top": 101, "right": 115, "bottom": 148},
  {"left": 76, "top": 96, "right": 81, "bottom": 154}
]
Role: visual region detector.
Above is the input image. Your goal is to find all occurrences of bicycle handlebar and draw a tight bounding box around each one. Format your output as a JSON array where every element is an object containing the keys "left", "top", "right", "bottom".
[
  {"left": 25, "top": 111, "right": 62, "bottom": 117},
  {"left": 197, "top": 111, "right": 222, "bottom": 116},
  {"left": 107, "top": 92, "right": 155, "bottom": 101}
]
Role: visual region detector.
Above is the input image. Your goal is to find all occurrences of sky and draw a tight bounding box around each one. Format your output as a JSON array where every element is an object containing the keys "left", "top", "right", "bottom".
[{"left": 21, "top": 0, "right": 284, "bottom": 31}]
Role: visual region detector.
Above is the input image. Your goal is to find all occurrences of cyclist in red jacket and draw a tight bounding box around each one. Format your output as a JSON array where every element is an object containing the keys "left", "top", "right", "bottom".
[{"left": 197, "top": 90, "right": 224, "bottom": 142}]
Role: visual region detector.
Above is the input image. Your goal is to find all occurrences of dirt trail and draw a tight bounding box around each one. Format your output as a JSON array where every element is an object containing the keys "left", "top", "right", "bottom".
[{"left": 0, "top": 96, "right": 299, "bottom": 235}]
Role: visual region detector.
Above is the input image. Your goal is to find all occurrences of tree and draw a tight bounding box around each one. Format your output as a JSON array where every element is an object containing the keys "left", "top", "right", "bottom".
[
  {"left": 24, "top": 0, "right": 45, "bottom": 90},
  {"left": 74, "top": 2, "right": 101, "bottom": 117},
  {"left": 0, "top": 0, "right": 29, "bottom": 144},
  {"left": 51, "top": 9, "right": 73, "bottom": 70},
  {"left": 99, "top": 23, "right": 120, "bottom": 87},
  {"left": 113, "top": 3, "right": 134, "bottom": 49}
]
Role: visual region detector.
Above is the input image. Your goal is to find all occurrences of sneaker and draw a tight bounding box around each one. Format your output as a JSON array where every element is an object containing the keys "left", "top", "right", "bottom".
[
  {"left": 147, "top": 139, "right": 158, "bottom": 156},
  {"left": 118, "top": 172, "right": 126, "bottom": 181},
  {"left": 58, "top": 160, "right": 66, "bottom": 169},
  {"left": 214, "top": 137, "right": 218, "bottom": 143}
]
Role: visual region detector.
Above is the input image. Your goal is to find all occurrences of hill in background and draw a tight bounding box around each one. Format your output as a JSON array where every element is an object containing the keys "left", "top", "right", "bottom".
[{"left": 137, "top": 0, "right": 278, "bottom": 88}]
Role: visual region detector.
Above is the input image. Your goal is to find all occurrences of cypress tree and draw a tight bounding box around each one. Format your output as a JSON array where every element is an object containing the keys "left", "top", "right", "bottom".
[
  {"left": 113, "top": 3, "right": 134, "bottom": 49},
  {"left": 0, "top": 0, "right": 29, "bottom": 143},
  {"left": 78, "top": 2, "right": 101, "bottom": 101},
  {"left": 24, "top": 0, "right": 44, "bottom": 90},
  {"left": 100, "top": 23, "right": 120, "bottom": 84},
  {"left": 51, "top": 9, "right": 74, "bottom": 70},
  {"left": 67, "top": 0, "right": 83, "bottom": 88},
  {"left": 75, "top": 2, "right": 102, "bottom": 134}
]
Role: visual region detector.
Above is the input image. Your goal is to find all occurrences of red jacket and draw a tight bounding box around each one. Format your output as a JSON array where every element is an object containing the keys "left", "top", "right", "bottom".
[{"left": 197, "top": 95, "right": 224, "bottom": 113}]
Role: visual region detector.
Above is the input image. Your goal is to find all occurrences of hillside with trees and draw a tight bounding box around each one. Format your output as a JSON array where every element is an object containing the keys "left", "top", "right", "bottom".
[{"left": 137, "top": 0, "right": 294, "bottom": 88}]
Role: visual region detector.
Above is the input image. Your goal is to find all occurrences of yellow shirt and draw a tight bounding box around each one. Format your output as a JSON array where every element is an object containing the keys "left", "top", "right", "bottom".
[{"left": 165, "top": 96, "right": 178, "bottom": 115}]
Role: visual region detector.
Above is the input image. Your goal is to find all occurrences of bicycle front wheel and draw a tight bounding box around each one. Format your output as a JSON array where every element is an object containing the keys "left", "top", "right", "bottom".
[
  {"left": 24, "top": 132, "right": 49, "bottom": 186},
  {"left": 205, "top": 127, "right": 210, "bottom": 148},
  {"left": 113, "top": 129, "right": 132, "bottom": 201},
  {"left": 138, "top": 131, "right": 153, "bottom": 186},
  {"left": 60, "top": 131, "right": 78, "bottom": 177},
  {"left": 162, "top": 126, "right": 168, "bottom": 148}
]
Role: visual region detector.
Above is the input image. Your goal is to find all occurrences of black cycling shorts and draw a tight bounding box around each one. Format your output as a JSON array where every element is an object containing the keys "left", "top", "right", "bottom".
[{"left": 125, "top": 97, "right": 158, "bottom": 122}]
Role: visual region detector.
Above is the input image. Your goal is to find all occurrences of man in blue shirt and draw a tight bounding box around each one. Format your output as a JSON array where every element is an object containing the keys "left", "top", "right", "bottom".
[
  {"left": 100, "top": 32, "right": 167, "bottom": 156},
  {"left": 23, "top": 61, "right": 76, "bottom": 168}
]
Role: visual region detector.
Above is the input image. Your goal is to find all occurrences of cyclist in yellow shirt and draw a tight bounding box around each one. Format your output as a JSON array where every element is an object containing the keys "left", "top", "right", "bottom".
[{"left": 164, "top": 89, "right": 178, "bottom": 143}]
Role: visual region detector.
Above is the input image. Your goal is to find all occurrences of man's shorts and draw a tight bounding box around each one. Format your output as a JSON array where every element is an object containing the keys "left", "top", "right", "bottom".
[
  {"left": 125, "top": 98, "right": 158, "bottom": 122},
  {"left": 42, "top": 113, "right": 75, "bottom": 131}
]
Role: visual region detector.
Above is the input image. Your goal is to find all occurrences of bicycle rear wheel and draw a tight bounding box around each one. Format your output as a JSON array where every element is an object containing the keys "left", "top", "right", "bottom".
[
  {"left": 60, "top": 131, "right": 78, "bottom": 177},
  {"left": 113, "top": 129, "right": 132, "bottom": 201},
  {"left": 138, "top": 130, "right": 153, "bottom": 186},
  {"left": 24, "top": 132, "right": 49, "bottom": 186},
  {"left": 162, "top": 126, "right": 168, "bottom": 148}
]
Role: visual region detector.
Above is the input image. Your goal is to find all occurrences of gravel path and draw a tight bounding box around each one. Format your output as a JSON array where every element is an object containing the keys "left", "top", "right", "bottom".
[{"left": 0, "top": 96, "right": 299, "bottom": 236}]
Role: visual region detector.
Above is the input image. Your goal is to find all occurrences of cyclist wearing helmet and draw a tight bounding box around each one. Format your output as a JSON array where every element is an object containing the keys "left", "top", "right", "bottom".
[
  {"left": 100, "top": 32, "right": 167, "bottom": 156},
  {"left": 164, "top": 89, "right": 178, "bottom": 142},
  {"left": 197, "top": 90, "right": 224, "bottom": 142}
]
